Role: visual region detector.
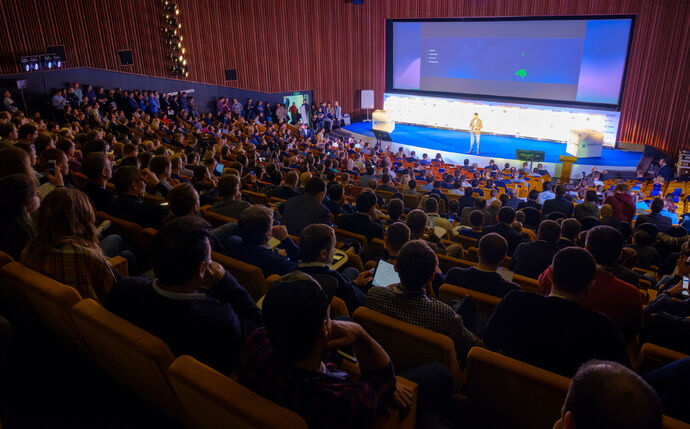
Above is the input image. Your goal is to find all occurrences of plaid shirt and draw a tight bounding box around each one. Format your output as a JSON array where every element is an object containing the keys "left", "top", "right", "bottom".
[
  {"left": 238, "top": 328, "right": 396, "bottom": 429},
  {"left": 367, "top": 284, "right": 483, "bottom": 366},
  {"left": 22, "top": 242, "right": 116, "bottom": 303}
]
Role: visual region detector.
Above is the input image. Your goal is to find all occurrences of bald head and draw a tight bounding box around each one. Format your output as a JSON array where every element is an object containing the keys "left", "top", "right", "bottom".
[{"left": 560, "top": 360, "right": 661, "bottom": 429}]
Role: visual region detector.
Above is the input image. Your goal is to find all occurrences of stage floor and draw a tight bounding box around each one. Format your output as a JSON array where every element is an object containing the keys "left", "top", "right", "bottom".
[{"left": 342, "top": 122, "right": 642, "bottom": 168}]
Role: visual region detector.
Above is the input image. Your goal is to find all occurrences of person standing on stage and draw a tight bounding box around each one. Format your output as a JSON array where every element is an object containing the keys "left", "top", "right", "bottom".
[{"left": 468, "top": 112, "right": 483, "bottom": 155}]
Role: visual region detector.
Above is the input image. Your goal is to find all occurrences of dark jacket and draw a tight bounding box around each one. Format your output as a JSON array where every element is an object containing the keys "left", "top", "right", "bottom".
[
  {"left": 106, "top": 194, "right": 169, "bottom": 229},
  {"left": 323, "top": 199, "right": 355, "bottom": 218},
  {"left": 79, "top": 182, "right": 114, "bottom": 212},
  {"left": 281, "top": 194, "right": 332, "bottom": 236},
  {"left": 510, "top": 240, "right": 560, "bottom": 279},
  {"left": 107, "top": 272, "right": 262, "bottom": 374},
  {"left": 636, "top": 212, "right": 672, "bottom": 233},
  {"left": 445, "top": 266, "right": 521, "bottom": 298},
  {"left": 337, "top": 213, "right": 384, "bottom": 242},
  {"left": 211, "top": 198, "right": 251, "bottom": 220},
  {"left": 574, "top": 201, "right": 600, "bottom": 221},
  {"left": 483, "top": 291, "right": 627, "bottom": 377},
  {"left": 298, "top": 264, "right": 366, "bottom": 314},
  {"left": 482, "top": 223, "right": 526, "bottom": 256},
  {"left": 222, "top": 236, "right": 300, "bottom": 277},
  {"left": 542, "top": 197, "right": 573, "bottom": 218},
  {"left": 517, "top": 200, "right": 542, "bottom": 211},
  {"left": 269, "top": 185, "right": 299, "bottom": 200}
]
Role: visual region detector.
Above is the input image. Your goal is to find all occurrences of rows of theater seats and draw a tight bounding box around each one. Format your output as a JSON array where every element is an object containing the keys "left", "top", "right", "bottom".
[{"left": 1, "top": 206, "right": 689, "bottom": 429}]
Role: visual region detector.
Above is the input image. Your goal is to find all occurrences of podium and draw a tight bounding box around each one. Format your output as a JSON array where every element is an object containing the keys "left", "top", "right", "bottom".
[{"left": 567, "top": 129, "right": 603, "bottom": 158}]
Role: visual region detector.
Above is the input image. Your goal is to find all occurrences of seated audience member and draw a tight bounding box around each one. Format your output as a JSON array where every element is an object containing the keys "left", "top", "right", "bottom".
[
  {"left": 484, "top": 247, "right": 627, "bottom": 377},
  {"left": 385, "top": 198, "right": 404, "bottom": 225},
  {"left": 108, "top": 216, "right": 261, "bottom": 374},
  {"left": 511, "top": 220, "right": 560, "bottom": 279},
  {"left": 456, "top": 210, "right": 484, "bottom": 240},
  {"left": 379, "top": 173, "right": 397, "bottom": 193},
  {"left": 211, "top": 174, "right": 251, "bottom": 219},
  {"left": 402, "top": 179, "right": 422, "bottom": 197},
  {"left": 22, "top": 188, "right": 117, "bottom": 303},
  {"left": 636, "top": 198, "right": 672, "bottom": 232},
  {"left": 224, "top": 205, "right": 299, "bottom": 277},
  {"left": 574, "top": 190, "right": 600, "bottom": 221},
  {"left": 543, "top": 184, "right": 573, "bottom": 218},
  {"left": 337, "top": 190, "right": 384, "bottom": 241},
  {"left": 513, "top": 210, "right": 537, "bottom": 240},
  {"left": 643, "top": 358, "right": 690, "bottom": 424},
  {"left": 79, "top": 152, "right": 113, "bottom": 211},
  {"left": 239, "top": 272, "right": 454, "bottom": 429},
  {"left": 539, "top": 226, "right": 643, "bottom": 340},
  {"left": 518, "top": 189, "right": 542, "bottom": 211},
  {"left": 106, "top": 166, "right": 169, "bottom": 229},
  {"left": 558, "top": 218, "right": 581, "bottom": 249},
  {"left": 482, "top": 207, "right": 525, "bottom": 256},
  {"left": 147, "top": 155, "right": 175, "bottom": 197},
  {"left": 461, "top": 197, "right": 490, "bottom": 226},
  {"left": 457, "top": 187, "right": 475, "bottom": 212},
  {"left": 628, "top": 230, "right": 661, "bottom": 270},
  {"left": 406, "top": 209, "right": 446, "bottom": 254},
  {"left": 600, "top": 203, "right": 632, "bottom": 241},
  {"left": 269, "top": 171, "right": 300, "bottom": 200},
  {"left": 605, "top": 184, "right": 635, "bottom": 224},
  {"left": 0, "top": 174, "right": 39, "bottom": 260},
  {"left": 504, "top": 189, "right": 521, "bottom": 210},
  {"left": 297, "top": 224, "right": 371, "bottom": 313},
  {"left": 383, "top": 222, "right": 410, "bottom": 262},
  {"left": 445, "top": 233, "right": 521, "bottom": 298},
  {"left": 165, "top": 183, "right": 200, "bottom": 220},
  {"left": 555, "top": 360, "right": 662, "bottom": 429},
  {"left": 424, "top": 197, "right": 454, "bottom": 239},
  {"left": 537, "top": 181, "right": 555, "bottom": 205},
  {"left": 367, "top": 240, "right": 482, "bottom": 367},
  {"left": 323, "top": 183, "right": 354, "bottom": 217},
  {"left": 282, "top": 177, "right": 331, "bottom": 235}
]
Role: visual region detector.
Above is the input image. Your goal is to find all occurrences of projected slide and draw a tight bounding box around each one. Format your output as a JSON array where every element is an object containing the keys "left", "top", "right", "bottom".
[{"left": 389, "top": 18, "right": 633, "bottom": 107}]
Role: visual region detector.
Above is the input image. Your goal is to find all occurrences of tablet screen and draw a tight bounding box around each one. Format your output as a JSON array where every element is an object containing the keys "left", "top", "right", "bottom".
[{"left": 372, "top": 260, "right": 400, "bottom": 287}]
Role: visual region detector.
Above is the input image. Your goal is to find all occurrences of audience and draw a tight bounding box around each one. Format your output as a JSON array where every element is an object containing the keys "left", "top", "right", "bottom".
[
  {"left": 282, "top": 177, "right": 331, "bottom": 235},
  {"left": 0, "top": 174, "right": 39, "bottom": 260},
  {"left": 605, "top": 184, "right": 635, "bottom": 224},
  {"left": 108, "top": 216, "right": 261, "bottom": 374},
  {"left": 555, "top": 360, "right": 662, "bottom": 429},
  {"left": 106, "top": 166, "right": 169, "bottom": 228},
  {"left": 367, "top": 240, "right": 482, "bottom": 367},
  {"left": 574, "top": 190, "right": 600, "bottom": 220},
  {"left": 224, "top": 205, "right": 299, "bottom": 277},
  {"left": 539, "top": 226, "right": 643, "bottom": 340},
  {"left": 22, "top": 187, "right": 117, "bottom": 302},
  {"left": 337, "top": 189, "right": 384, "bottom": 241},
  {"left": 558, "top": 218, "right": 581, "bottom": 249},
  {"left": 482, "top": 207, "right": 525, "bottom": 256},
  {"left": 511, "top": 219, "right": 560, "bottom": 279},
  {"left": 484, "top": 247, "right": 627, "bottom": 377},
  {"left": 445, "top": 233, "right": 521, "bottom": 298},
  {"left": 79, "top": 152, "right": 113, "bottom": 211},
  {"left": 636, "top": 198, "right": 672, "bottom": 232},
  {"left": 542, "top": 184, "right": 573, "bottom": 218},
  {"left": 211, "top": 174, "right": 251, "bottom": 219}
]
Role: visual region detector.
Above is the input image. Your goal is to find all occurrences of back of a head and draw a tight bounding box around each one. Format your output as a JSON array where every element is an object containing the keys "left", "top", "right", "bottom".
[
  {"left": 284, "top": 171, "right": 298, "bottom": 187},
  {"left": 238, "top": 205, "right": 273, "bottom": 245},
  {"left": 355, "top": 190, "right": 377, "bottom": 213},
  {"left": 498, "top": 206, "right": 515, "bottom": 224},
  {"left": 551, "top": 247, "right": 596, "bottom": 295},
  {"left": 562, "top": 360, "right": 662, "bottom": 429},
  {"left": 409, "top": 179, "right": 417, "bottom": 190},
  {"left": 149, "top": 155, "right": 170, "bottom": 176},
  {"left": 538, "top": 220, "right": 561, "bottom": 243},
  {"left": 586, "top": 225, "right": 623, "bottom": 266},
  {"left": 464, "top": 187, "right": 473, "bottom": 197},
  {"left": 151, "top": 216, "right": 211, "bottom": 287},
  {"left": 600, "top": 204, "right": 613, "bottom": 218},
  {"left": 424, "top": 197, "right": 439, "bottom": 213},
  {"left": 385, "top": 222, "right": 410, "bottom": 253},
  {"left": 304, "top": 177, "right": 326, "bottom": 196},
  {"left": 405, "top": 209, "right": 428, "bottom": 234},
  {"left": 561, "top": 218, "right": 582, "bottom": 241},
  {"left": 327, "top": 183, "right": 343, "bottom": 201},
  {"left": 633, "top": 230, "right": 653, "bottom": 247},
  {"left": 650, "top": 198, "right": 664, "bottom": 214},
  {"left": 396, "top": 240, "right": 437, "bottom": 291},
  {"left": 479, "top": 233, "right": 507, "bottom": 266},
  {"left": 263, "top": 272, "right": 329, "bottom": 364},
  {"left": 112, "top": 165, "right": 140, "bottom": 193},
  {"left": 82, "top": 152, "right": 108, "bottom": 181},
  {"left": 167, "top": 183, "right": 199, "bottom": 217},
  {"left": 528, "top": 189, "right": 540, "bottom": 201},
  {"left": 0, "top": 174, "right": 35, "bottom": 220},
  {"left": 585, "top": 190, "right": 597, "bottom": 202},
  {"left": 470, "top": 210, "right": 485, "bottom": 228},
  {"left": 543, "top": 181, "right": 551, "bottom": 192},
  {"left": 299, "top": 224, "right": 335, "bottom": 262},
  {"left": 614, "top": 183, "right": 629, "bottom": 194},
  {"left": 31, "top": 187, "right": 97, "bottom": 249},
  {"left": 217, "top": 174, "right": 241, "bottom": 198},
  {"left": 388, "top": 198, "right": 404, "bottom": 220},
  {"left": 555, "top": 184, "right": 566, "bottom": 197},
  {"left": 474, "top": 197, "right": 486, "bottom": 209}
]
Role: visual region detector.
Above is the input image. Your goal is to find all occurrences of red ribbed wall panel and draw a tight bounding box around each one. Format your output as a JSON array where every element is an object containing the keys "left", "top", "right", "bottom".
[{"left": 0, "top": 0, "right": 688, "bottom": 154}]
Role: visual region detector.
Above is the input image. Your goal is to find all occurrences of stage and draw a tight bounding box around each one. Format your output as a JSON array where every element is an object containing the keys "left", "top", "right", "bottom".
[{"left": 341, "top": 121, "right": 643, "bottom": 178}]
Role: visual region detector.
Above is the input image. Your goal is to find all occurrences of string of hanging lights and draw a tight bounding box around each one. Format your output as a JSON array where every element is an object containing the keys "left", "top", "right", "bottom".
[{"left": 161, "top": 1, "right": 188, "bottom": 78}]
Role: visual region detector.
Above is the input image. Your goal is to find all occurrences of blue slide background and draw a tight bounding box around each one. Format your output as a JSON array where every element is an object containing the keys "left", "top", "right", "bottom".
[{"left": 421, "top": 37, "right": 584, "bottom": 84}]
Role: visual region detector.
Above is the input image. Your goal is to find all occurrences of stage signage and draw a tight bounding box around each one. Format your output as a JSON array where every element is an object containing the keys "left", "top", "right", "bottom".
[{"left": 515, "top": 149, "right": 545, "bottom": 162}]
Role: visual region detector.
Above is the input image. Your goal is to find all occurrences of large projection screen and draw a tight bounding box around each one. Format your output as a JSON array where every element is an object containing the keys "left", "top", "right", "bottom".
[{"left": 386, "top": 16, "right": 635, "bottom": 110}]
